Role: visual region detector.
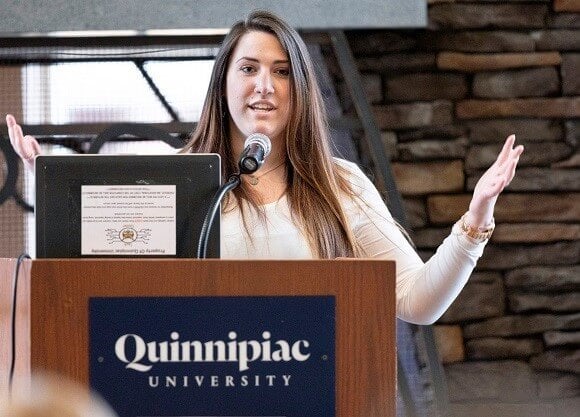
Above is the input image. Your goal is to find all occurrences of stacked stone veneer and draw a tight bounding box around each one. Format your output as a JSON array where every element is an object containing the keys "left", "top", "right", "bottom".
[{"left": 335, "top": 1, "right": 579, "bottom": 416}]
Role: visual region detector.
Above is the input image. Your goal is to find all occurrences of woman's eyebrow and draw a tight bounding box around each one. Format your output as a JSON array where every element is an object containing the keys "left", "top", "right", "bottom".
[{"left": 235, "top": 56, "right": 290, "bottom": 64}]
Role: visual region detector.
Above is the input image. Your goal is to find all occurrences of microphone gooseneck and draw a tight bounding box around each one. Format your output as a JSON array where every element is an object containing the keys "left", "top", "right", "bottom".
[
  {"left": 238, "top": 133, "right": 271, "bottom": 174},
  {"left": 198, "top": 133, "right": 272, "bottom": 258}
]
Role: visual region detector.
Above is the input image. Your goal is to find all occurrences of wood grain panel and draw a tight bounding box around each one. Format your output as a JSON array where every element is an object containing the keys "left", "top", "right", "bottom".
[{"left": 2, "top": 259, "right": 396, "bottom": 416}]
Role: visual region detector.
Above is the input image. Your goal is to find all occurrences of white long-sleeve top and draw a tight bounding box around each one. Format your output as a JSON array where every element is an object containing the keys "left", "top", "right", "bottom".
[{"left": 221, "top": 159, "right": 488, "bottom": 325}]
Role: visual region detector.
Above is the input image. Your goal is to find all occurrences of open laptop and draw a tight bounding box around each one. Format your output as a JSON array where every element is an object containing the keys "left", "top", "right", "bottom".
[{"left": 35, "top": 154, "right": 221, "bottom": 258}]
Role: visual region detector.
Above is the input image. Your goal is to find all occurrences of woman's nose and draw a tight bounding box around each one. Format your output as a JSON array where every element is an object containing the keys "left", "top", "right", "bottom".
[{"left": 254, "top": 71, "right": 274, "bottom": 95}]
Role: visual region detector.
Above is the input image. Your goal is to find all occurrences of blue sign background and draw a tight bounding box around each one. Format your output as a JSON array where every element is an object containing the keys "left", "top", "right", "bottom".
[{"left": 89, "top": 296, "right": 335, "bottom": 417}]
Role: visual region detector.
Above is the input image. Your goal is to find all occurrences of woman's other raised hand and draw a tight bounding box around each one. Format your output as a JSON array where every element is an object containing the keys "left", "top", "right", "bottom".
[
  {"left": 467, "top": 134, "right": 524, "bottom": 227},
  {"left": 6, "top": 114, "right": 42, "bottom": 172}
]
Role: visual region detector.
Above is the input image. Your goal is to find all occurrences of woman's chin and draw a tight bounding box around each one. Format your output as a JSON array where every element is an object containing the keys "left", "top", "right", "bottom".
[{"left": 247, "top": 127, "right": 278, "bottom": 140}]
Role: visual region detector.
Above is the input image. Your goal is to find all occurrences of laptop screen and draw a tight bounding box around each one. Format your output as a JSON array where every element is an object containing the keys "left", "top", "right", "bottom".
[{"left": 35, "top": 154, "right": 221, "bottom": 258}]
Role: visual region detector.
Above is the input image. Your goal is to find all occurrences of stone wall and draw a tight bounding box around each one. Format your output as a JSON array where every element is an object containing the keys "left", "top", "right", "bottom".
[{"left": 339, "top": 1, "right": 579, "bottom": 415}]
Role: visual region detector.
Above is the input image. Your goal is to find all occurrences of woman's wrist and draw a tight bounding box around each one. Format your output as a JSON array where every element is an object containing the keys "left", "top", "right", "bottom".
[
  {"left": 457, "top": 212, "right": 495, "bottom": 242},
  {"left": 465, "top": 210, "right": 494, "bottom": 229},
  {"left": 467, "top": 195, "right": 497, "bottom": 228}
]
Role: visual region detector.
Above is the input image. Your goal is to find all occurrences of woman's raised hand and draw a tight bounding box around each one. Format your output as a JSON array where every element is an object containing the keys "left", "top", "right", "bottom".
[
  {"left": 6, "top": 114, "right": 42, "bottom": 172},
  {"left": 467, "top": 134, "right": 524, "bottom": 227}
]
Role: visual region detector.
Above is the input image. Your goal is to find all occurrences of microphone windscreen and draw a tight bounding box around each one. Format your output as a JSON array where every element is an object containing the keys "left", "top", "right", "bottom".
[{"left": 244, "top": 133, "right": 271, "bottom": 156}]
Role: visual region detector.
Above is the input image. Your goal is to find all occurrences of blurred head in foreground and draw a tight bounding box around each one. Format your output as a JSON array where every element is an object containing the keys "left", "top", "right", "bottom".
[{"left": 0, "top": 374, "right": 117, "bottom": 417}]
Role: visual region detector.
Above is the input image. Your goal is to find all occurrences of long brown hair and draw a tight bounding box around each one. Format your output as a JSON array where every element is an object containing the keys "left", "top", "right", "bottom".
[{"left": 184, "top": 10, "right": 362, "bottom": 258}]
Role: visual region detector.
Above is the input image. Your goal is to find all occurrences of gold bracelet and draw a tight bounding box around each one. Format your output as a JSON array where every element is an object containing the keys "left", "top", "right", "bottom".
[{"left": 458, "top": 213, "right": 495, "bottom": 242}]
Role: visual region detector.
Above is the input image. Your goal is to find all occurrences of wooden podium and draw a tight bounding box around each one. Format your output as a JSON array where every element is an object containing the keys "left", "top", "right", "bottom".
[{"left": 0, "top": 258, "right": 395, "bottom": 416}]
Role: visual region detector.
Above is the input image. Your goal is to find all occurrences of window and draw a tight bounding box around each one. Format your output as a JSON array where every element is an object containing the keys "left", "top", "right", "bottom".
[{"left": 24, "top": 60, "right": 214, "bottom": 124}]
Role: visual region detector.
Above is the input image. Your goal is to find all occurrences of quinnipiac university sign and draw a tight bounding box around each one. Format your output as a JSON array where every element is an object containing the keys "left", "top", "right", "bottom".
[{"left": 90, "top": 296, "right": 335, "bottom": 416}]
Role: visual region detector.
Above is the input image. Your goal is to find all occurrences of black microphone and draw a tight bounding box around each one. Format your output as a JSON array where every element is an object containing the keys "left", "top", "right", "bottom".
[{"left": 238, "top": 133, "right": 272, "bottom": 174}]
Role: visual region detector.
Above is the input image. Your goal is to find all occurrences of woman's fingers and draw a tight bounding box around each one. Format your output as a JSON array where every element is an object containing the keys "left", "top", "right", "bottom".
[
  {"left": 506, "top": 152, "right": 521, "bottom": 184},
  {"left": 10, "top": 124, "right": 28, "bottom": 156},
  {"left": 6, "top": 113, "right": 17, "bottom": 129},
  {"left": 496, "top": 134, "right": 516, "bottom": 167},
  {"left": 496, "top": 144, "right": 523, "bottom": 190},
  {"left": 28, "top": 135, "right": 42, "bottom": 156},
  {"left": 5, "top": 114, "right": 41, "bottom": 162},
  {"left": 497, "top": 137, "right": 523, "bottom": 178},
  {"left": 6, "top": 114, "right": 21, "bottom": 147},
  {"left": 6, "top": 114, "right": 24, "bottom": 148},
  {"left": 23, "top": 135, "right": 41, "bottom": 159}
]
